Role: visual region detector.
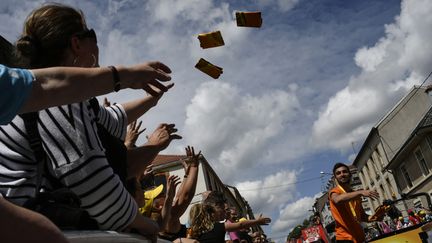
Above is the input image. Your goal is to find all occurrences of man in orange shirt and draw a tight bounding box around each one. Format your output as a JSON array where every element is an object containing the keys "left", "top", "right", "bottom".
[{"left": 329, "top": 163, "right": 380, "bottom": 243}]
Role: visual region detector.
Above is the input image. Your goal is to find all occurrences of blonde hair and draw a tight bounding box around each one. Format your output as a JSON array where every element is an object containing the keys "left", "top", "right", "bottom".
[
  {"left": 189, "top": 203, "right": 216, "bottom": 239},
  {"left": 16, "top": 3, "right": 86, "bottom": 68}
]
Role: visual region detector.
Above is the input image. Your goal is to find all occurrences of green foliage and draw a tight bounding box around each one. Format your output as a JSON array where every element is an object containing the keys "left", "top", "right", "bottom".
[
  {"left": 303, "top": 218, "right": 310, "bottom": 227},
  {"left": 287, "top": 224, "right": 304, "bottom": 239}
]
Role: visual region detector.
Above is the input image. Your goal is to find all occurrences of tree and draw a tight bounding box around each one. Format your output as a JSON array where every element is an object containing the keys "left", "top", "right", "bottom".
[
  {"left": 288, "top": 224, "right": 303, "bottom": 240},
  {"left": 303, "top": 218, "right": 310, "bottom": 227}
]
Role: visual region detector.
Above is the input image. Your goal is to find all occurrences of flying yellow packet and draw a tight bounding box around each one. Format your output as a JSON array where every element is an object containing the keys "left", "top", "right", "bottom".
[
  {"left": 236, "top": 11, "right": 262, "bottom": 28},
  {"left": 195, "top": 58, "right": 223, "bottom": 79},
  {"left": 197, "top": 31, "right": 225, "bottom": 49}
]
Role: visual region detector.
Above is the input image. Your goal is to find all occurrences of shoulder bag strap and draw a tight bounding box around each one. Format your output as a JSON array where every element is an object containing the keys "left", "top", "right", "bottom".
[{"left": 20, "top": 112, "right": 46, "bottom": 197}]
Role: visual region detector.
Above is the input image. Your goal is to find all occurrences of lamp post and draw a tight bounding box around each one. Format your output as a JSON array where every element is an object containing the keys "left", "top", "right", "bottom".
[
  {"left": 320, "top": 171, "right": 332, "bottom": 175},
  {"left": 320, "top": 171, "right": 334, "bottom": 192}
]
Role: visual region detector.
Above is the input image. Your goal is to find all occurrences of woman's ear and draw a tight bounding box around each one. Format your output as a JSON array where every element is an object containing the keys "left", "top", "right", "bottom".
[{"left": 69, "top": 36, "right": 82, "bottom": 56}]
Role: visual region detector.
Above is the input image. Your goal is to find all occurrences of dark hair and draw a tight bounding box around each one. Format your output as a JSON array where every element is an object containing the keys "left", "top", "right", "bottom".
[
  {"left": 203, "top": 191, "right": 226, "bottom": 207},
  {"left": 332, "top": 162, "right": 350, "bottom": 175},
  {"left": 15, "top": 3, "right": 86, "bottom": 68}
]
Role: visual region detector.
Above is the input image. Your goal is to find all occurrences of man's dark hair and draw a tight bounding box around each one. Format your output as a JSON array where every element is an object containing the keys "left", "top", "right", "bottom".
[
  {"left": 332, "top": 162, "right": 350, "bottom": 175},
  {"left": 203, "top": 191, "right": 226, "bottom": 207}
]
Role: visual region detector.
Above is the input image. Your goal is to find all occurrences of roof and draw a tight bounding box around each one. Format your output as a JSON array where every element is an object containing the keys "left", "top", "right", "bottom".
[{"left": 151, "top": 154, "right": 187, "bottom": 166}]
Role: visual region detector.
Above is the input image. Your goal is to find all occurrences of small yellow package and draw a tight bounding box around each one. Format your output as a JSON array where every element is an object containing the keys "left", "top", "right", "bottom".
[
  {"left": 195, "top": 58, "right": 223, "bottom": 79},
  {"left": 236, "top": 11, "right": 262, "bottom": 28},
  {"left": 197, "top": 31, "right": 225, "bottom": 49}
]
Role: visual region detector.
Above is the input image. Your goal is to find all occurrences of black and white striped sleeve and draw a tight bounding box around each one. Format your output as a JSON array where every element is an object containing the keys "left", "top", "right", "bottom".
[
  {"left": 96, "top": 104, "right": 127, "bottom": 140},
  {"left": 38, "top": 102, "right": 136, "bottom": 230}
]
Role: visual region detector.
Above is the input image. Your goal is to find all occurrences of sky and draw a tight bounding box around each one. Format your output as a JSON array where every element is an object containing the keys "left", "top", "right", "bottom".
[{"left": 2, "top": 0, "right": 431, "bottom": 240}]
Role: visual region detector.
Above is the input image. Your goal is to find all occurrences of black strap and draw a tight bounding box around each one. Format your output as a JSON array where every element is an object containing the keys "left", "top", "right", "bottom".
[
  {"left": 88, "top": 98, "right": 128, "bottom": 183},
  {"left": 88, "top": 97, "right": 100, "bottom": 116},
  {"left": 20, "top": 112, "right": 45, "bottom": 197}
]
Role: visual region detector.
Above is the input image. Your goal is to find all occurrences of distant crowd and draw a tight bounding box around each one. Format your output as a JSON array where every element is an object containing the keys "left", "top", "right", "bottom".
[{"left": 365, "top": 208, "right": 432, "bottom": 241}]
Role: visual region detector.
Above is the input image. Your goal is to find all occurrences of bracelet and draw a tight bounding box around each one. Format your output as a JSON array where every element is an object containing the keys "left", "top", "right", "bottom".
[{"left": 108, "top": 66, "right": 121, "bottom": 92}]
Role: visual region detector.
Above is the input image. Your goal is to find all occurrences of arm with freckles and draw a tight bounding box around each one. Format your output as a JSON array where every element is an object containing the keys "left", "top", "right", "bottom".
[
  {"left": 161, "top": 175, "right": 181, "bottom": 231},
  {"left": 21, "top": 62, "right": 172, "bottom": 113},
  {"left": 224, "top": 214, "right": 271, "bottom": 232},
  {"left": 171, "top": 146, "right": 201, "bottom": 218}
]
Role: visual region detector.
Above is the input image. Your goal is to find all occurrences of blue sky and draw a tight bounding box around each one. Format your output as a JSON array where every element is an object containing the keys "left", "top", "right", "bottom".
[{"left": 2, "top": 0, "right": 428, "bottom": 240}]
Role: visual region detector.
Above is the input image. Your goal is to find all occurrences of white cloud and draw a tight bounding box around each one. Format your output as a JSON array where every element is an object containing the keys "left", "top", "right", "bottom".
[
  {"left": 312, "top": 0, "right": 432, "bottom": 151},
  {"left": 183, "top": 81, "right": 301, "bottom": 179},
  {"left": 354, "top": 38, "right": 390, "bottom": 72},
  {"left": 271, "top": 195, "right": 319, "bottom": 236},
  {"left": 235, "top": 170, "right": 298, "bottom": 214},
  {"left": 257, "top": 0, "right": 301, "bottom": 12}
]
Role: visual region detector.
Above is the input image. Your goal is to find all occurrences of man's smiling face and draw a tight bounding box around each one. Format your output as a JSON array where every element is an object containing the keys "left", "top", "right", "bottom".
[{"left": 334, "top": 166, "right": 351, "bottom": 185}]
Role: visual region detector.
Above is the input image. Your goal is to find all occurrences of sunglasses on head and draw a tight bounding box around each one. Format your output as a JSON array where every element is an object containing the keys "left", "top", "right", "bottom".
[{"left": 74, "top": 29, "right": 97, "bottom": 43}]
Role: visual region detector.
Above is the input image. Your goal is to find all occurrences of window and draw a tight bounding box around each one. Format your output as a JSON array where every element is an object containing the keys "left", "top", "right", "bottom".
[
  {"left": 414, "top": 147, "right": 429, "bottom": 175},
  {"left": 369, "top": 159, "right": 378, "bottom": 175},
  {"left": 364, "top": 164, "right": 373, "bottom": 186},
  {"left": 359, "top": 171, "right": 366, "bottom": 186},
  {"left": 372, "top": 152, "right": 382, "bottom": 171},
  {"left": 370, "top": 157, "right": 380, "bottom": 180},
  {"left": 414, "top": 199, "right": 422, "bottom": 209},
  {"left": 386, "top": 178, "right": 395, "bottom": 199},
  {"left": 379, "top": 184, "right": 388, "bottom": 199},
  {"left": 375, "top": 148, "right": 385, "bottom": 167},
  {"left": 427, "top": 136, "right": 432, "bottom": 151},
  {"left": 400, "top": 164, "right": 413, "bottom": 188}
]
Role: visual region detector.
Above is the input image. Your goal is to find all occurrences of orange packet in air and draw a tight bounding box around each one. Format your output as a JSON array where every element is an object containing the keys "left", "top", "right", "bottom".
[
  {"left": 197, "top": 31, "right": 225, "bottom": 49},
  {"left": 195, "top": 58, "right": 223, "bottom": 79},
  {"left": 236, "top": 11, "right": 262, "bottom": 28}
]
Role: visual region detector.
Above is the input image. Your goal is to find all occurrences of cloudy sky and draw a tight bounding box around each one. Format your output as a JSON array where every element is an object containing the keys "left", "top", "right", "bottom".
[{"left": 2, "top": 0, "right": 431, "bottom": 240}]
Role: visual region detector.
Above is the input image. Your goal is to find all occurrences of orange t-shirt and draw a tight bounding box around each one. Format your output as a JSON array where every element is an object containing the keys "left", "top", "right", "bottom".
[{"left": 329, "top": 187, "right": 365, "bottom": 243}]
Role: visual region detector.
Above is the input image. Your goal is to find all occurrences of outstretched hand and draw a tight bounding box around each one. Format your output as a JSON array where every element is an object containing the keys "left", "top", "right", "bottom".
[
  {"left": 182, "top": 146, "right": 201, "bottom": 175},
  {"left": 166, "top": 175, "right": 181, "bottom": 201},
  {"left": 361, "top": 190, "right": 380, "bottom": 200},
  {"left": 146, "top": 123, "right": 182, "bottom": 151},
  {"left": 123, "top": 61, "right": 172, "bottom": 94},
  {"left": 257, "top": 214, "right": 271, "bottom": 225},
  {"left": 125, "top": 120, "right": 146, "bottom": 148},
  {"left": 146, "top": 83, "right": 174, "bottom": 103}
]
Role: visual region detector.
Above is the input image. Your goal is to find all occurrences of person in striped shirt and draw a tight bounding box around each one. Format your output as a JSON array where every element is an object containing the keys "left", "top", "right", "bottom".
[{"left": 0, "top": 3, "right": 179, "bottom": 239}]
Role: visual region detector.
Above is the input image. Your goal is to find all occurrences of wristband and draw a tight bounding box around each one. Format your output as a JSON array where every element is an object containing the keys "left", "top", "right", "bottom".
[{"left": 108, "top": 66, "right": 121, "bottom": 92}]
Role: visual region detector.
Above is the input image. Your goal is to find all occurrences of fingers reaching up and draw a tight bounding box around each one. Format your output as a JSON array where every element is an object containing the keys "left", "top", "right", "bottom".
[
  {"left": 147, "top": 123, "right": 182, "bottom": 151},
  {"left": 125, "top": 120, "right": 146, "bottom": 148}
]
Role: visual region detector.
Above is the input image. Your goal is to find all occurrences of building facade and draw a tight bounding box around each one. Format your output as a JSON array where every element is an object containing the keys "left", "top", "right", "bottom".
[{"left": 353, "top": 86, "right": 432, "bottom": 214}]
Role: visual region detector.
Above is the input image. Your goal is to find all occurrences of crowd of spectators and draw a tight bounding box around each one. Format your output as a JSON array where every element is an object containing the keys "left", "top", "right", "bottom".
[
  {"left": 365, "top": 208, "right": 432, "bottom": 241},
  {"left": 0, "top": 3, "right": 271, "bottom": 243}
]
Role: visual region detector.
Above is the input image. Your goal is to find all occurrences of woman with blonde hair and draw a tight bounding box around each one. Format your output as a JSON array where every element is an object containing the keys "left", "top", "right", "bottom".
[
  {"left": 189, "top": 203, "right": 223, "bottom": 242},
  {"left": 189, "top": 201, "right": 271, "bottom": 243},
  {"left": 0, "top": 3, "right": 179, "bottom": 237}
]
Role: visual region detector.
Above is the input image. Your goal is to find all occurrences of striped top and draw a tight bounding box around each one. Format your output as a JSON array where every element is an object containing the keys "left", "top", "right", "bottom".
[{"left": 0, "top": 100, "right": 137, "bottom": 231}]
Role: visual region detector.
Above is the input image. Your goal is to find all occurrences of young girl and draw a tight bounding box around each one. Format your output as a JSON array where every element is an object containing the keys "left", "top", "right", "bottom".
[{"left": 189, "top": 201, "right": 271, "bottom": 243}]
